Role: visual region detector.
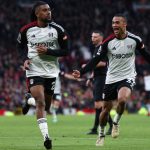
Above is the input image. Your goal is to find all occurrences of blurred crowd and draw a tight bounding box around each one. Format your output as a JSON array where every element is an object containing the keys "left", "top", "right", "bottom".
[{"left": 0, "top": 0, "right": 150, "bottom": 113}]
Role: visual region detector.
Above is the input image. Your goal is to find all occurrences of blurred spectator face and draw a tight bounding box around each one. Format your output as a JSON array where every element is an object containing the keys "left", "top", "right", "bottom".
[
  {"left": 91, "top": 32, "right": 103, "bottom": 47},
  {"left": 35, "top": 4, "right": 51, "bottom": 22},
  {"left": 112, "top": 16, "right": 127, "bottom": 37}
]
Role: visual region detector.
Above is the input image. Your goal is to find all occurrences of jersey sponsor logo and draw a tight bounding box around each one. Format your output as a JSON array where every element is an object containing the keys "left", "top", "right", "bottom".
[
  {"left": 112, "top": 52, "right": 133, "bottom": 59},
  {"left": 30, "top": 42, "right": 54, "bottom": 47}
]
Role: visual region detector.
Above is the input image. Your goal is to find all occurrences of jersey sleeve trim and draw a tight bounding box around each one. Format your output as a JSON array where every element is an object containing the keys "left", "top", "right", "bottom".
[{"left": 20, "top": 21, "right": 38, "bottom": 33}]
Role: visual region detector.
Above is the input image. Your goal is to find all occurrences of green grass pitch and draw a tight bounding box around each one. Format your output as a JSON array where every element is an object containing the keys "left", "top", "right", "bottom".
[{"left": 0, "top": 114, "right": 150, "bottom": 150}]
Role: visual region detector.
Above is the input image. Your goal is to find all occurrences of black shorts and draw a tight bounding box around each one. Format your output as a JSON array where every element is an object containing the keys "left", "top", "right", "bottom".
[
  {"left": 103, "top": 78, "right": 135, "bottom": 101},
  {"left": 26, "top": 76, "right": 56, "bottom": 95},
  {"left": 93, "top": 76, "right": 106, "bottom": 102}
]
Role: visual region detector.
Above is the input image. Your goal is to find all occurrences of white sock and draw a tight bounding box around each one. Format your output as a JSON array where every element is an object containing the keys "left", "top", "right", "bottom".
[
  {"left": 50, "top": 105, "right": 58, "bottom": 117},
  {"left": 27, "top": 97, "right": 36, "bottom": 106},
  {"left": 113, "top": 113, "right": 122, "bottom": 124},
  {"left": 52, "top": 109, "right": 57, "bottom": 118},
  {"left": 99, "top": 125, "right": 105, "bottom": 137},
  {"left": 37, "top": 118, "right": 50, "bottom": 141}
]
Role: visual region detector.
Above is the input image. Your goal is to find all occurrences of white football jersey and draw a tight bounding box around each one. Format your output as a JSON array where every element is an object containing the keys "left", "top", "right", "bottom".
[
  {"left": 98, "top": 32, "right": 143, "bottom": 84},
  {"left": 17, "top": 21, "right": 67, "bottom": 78}
]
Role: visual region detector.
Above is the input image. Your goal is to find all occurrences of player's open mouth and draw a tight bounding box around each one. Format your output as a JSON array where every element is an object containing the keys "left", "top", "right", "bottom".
[{"left": 113, "top": 28, "right": 119, "bottom": 33}]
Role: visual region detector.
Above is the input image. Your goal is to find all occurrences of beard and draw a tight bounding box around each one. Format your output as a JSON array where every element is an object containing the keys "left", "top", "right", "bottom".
[{"left": 42, "top": 18, "right": 51, "bottom": 23}]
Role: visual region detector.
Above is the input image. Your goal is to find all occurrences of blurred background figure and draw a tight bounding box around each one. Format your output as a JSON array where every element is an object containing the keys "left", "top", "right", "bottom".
[
  {"left": 86, "top": 31, "right": 113, "bottom": 135},
  {"left": 51, "top": 76, "right": 62, "bottom": 123}
]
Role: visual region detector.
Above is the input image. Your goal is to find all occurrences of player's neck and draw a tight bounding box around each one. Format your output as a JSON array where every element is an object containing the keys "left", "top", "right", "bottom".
[
  {"left": 37, "top": 20, "right": 48, "bottom": 27},
  {"left": 116, "top": 32, "right": 127, "bottom": 39},
  {"left": 95, "top": 41, "right": 102, "bottom": 47}
]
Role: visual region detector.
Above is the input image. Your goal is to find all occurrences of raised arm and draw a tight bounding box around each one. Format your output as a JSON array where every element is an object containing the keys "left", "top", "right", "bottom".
[{"left": 72, "top": 44, "right": 108, "bottom": 78}]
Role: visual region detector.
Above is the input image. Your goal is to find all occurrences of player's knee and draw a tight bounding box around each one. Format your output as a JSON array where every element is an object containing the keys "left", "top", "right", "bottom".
[
  {"left": 102, "top": 107, "right": 109, "bottom": 116},
  {"left": 95, "top": 101, "right": 102, "bottom": 109},
  {"left": 118, "top": 95, "right": 128, "bottom": 102}
]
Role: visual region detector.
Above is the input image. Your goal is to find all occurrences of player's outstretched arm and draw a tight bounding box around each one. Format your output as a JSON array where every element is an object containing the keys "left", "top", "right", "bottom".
[
  {"left": 73, "top": 44, "right": 107, "bottom": 77},
  {"left": 72, "top": 54, "right": 103, "bottom": 79},
  {"left": 79, "top": 44, "right": 107, "bottom": 76},
  {"left": 72, "top": 70, "right": 81, "bottom": 78}
]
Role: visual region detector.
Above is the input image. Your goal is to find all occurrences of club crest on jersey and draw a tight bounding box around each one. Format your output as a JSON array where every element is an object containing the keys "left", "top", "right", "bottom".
[
  {"left": 127, "top": 44, "right": 133, "bottom": 49},
  {"left": 48, "top": 33, "right": 53, "bottom": 37}
]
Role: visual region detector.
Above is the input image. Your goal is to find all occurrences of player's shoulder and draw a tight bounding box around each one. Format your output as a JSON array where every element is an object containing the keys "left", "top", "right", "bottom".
[
  {"left": 20, "top": 21, "right": 38, "bottom": 33},
  {"left": 127, "top": 31, "right": 142, "bottom": 42},
  {"left": 49, "top": 21, "right": 65, "bottom": 32},
  {"left": 102, "top": 33, "right": 116, "bottom": 45}
]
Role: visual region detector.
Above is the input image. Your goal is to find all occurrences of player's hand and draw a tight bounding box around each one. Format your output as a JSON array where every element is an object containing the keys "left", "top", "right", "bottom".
[
  {"left": 20, "top": 65, "right": 25, "bottom": 71},
  {"left": 86, "top": 79, "right": 92, "bottom": 87},
  {"left": 76, "top": 78, "right": 85, "bottom": 82},
  {"left": 36, "top": 45, "right": 48, "bottom": 54},
  {"left": 72, "top": 70, "right": 81, "bottom": 78},
  {"left": 81, "top": 64, "right": 86, "bottom": 68},
  {"left": 23, "top": 59, "right": 31, "bottom": 70}
]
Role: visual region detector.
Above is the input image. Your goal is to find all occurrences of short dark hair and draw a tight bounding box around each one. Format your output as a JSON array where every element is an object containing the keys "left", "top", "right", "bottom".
[
  {"left": 30, "top": 1, "right": 48, "bottom": 21},
  {"left": 92, "top": 30, "right": 104, "bottom": 37},
  {"left": 114, "top": 14, "right": 127, "bottom": 23}
]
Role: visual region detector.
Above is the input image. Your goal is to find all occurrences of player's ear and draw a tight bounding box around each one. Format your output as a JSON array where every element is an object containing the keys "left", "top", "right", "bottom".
[
  {"left": 35, "top": 11, "right": 38, "bottom": 18},
  {"left": 123, "top": 18, "right": 127, "bottom": 27},
  {"left": 35, "top": 7, "right": 39, "bottom": 18}
]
